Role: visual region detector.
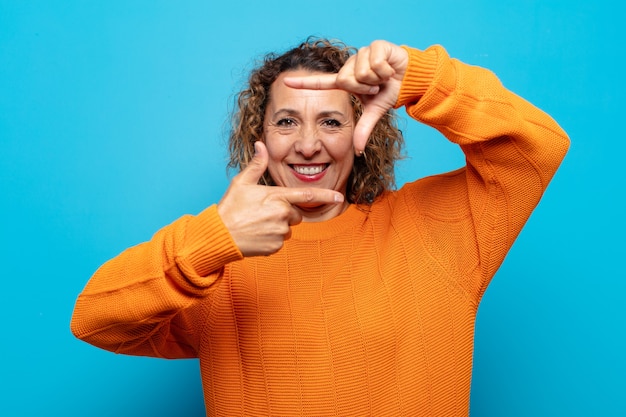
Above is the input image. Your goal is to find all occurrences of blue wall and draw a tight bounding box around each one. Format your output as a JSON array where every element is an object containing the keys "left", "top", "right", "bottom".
[{"left": 1, "top": 1, "right": 623, "bottom": 416}]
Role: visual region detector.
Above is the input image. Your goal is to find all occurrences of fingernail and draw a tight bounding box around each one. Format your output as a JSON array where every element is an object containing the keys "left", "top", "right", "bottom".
[
  {"left": 253, "top": 141, "right": 259, "bottom": 155},
  {"left": 335, "top": 193, "right": 345, "bottom": 203}
]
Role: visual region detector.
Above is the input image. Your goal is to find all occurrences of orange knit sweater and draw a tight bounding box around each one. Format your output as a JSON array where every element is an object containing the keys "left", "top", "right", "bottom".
[{"left": 71, "top": 45, "right": 570, "bottom": 416}]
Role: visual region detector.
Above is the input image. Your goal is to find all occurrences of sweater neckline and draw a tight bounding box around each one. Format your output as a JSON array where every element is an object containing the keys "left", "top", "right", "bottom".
[{"left": 290, "top": 204, "right": 368, "bottom": 241}]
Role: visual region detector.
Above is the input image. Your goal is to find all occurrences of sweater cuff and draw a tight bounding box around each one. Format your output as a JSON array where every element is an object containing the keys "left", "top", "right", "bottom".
[
  {"left": 176, "top": 205, "right": 243, "bottom": 285},
  {"left": 394, "top": 45, "right": 439, "bottom": 109}
]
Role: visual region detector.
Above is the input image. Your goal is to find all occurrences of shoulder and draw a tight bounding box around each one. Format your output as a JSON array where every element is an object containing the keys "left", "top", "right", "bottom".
[{"left": 372, "top": 169, "right": 472, "bottom": 221}]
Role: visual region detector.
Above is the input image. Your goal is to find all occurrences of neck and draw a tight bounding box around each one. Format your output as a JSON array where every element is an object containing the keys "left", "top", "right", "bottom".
[{"left": 298, "top": 200, "right": 350, "bottom": 222}]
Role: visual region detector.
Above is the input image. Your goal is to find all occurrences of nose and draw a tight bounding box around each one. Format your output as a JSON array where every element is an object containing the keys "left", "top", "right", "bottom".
[{"left": 293, "top": 125, "right": 321, "bottom": 157}]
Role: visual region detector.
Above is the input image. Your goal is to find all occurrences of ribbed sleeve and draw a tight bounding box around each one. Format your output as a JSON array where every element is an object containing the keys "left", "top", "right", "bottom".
[
  {"left": 395, "top": 45, "right": 439, "bottom": 107},
  {"left": 177, "top": 204, "right": 243, "bottom": 288}
]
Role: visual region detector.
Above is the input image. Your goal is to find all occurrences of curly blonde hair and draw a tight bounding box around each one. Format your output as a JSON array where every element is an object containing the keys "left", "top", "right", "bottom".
[{"left": 227, "top": 37, "right": 404, "bottom": 204}]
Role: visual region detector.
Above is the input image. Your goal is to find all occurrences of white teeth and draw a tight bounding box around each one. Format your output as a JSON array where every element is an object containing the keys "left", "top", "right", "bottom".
[{"left": 293, "top": 165, "right": 325, "bottom": 175}]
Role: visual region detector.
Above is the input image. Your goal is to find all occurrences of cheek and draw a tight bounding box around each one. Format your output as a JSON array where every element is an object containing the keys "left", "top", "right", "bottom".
[
  {"left": 264, "top": 132, "right": 289, "bottom": 160},
  {"left": 324, "top": 133, "right": 354, "bottom": 159},
  {"left": 263, "top": 134, "right": 292, "bottom": 181}
]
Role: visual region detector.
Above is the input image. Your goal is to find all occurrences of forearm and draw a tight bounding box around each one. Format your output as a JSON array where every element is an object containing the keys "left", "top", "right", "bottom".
[
  {"left": 70, "top": 205, "right": 242, "bottom": 357},
  {"left": 398, "top": 45, "right": 569, "bottom": 154}
]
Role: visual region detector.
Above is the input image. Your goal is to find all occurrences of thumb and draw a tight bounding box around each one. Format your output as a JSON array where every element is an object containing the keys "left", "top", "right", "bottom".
[
  {"left": 353, "top": 104, "right": 386, "bottom": 154},
  {"left": 238, "top": 141, "right": 269, "bottom": 184}
]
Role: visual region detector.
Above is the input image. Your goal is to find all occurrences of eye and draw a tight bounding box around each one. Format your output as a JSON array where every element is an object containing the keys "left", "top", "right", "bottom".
[
  {"left": 321, "top": 119, "right": 342, "bottom": 128},
  {"left": 276, "top": 118, "right": 297, "bottom": 127}
]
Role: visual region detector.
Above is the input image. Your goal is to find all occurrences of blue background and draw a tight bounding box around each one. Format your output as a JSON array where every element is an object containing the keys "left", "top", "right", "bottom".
[{"left": 1, "top": 1, "right": 623, "bottom": 416}]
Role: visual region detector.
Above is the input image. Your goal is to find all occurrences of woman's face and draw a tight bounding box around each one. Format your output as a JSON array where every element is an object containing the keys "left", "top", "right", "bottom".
[{"left": 263, "top": 69, "right": 355, "bottom": 210}]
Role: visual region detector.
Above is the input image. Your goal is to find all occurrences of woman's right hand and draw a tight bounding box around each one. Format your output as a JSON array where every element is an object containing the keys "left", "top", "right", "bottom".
[{"left": 217, "top": 141, "right": 344, "bottom": 257}]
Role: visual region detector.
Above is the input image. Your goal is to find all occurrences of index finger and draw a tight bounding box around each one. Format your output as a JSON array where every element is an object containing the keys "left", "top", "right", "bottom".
[
  {"left": 283, "top": 73, "right": 339, "bottom": 90},
  {"left": 284, "top": 73, "right": 381, "bottom": 96},
  {"left": 276, "top": 187, "right": 345, "bottom": 205}
]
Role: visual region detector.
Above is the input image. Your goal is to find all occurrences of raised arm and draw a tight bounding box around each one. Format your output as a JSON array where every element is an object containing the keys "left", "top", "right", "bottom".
[
  {"left": 398, "top": 45, "right": 570, "bottom": 298},
  {"left": 70, "top": 205, "right": 242, "bottom": 358}
]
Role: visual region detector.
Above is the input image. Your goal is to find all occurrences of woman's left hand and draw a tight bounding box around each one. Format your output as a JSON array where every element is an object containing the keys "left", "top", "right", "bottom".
[{"left": 283, "top": 40, "right": 409, "bottom": 154}]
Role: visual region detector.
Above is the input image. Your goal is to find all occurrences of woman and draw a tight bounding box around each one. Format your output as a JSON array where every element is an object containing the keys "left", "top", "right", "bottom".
[{"left": 71, "top": 38, "right": 570, "bottom": 416}]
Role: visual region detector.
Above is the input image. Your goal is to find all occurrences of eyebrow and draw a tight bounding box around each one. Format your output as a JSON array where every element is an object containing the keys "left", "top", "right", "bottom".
[{"left": 271, "top": 108, "right": 347, "bottom": 119}]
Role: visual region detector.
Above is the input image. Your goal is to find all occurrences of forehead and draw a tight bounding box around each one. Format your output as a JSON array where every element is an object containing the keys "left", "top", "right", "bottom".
[{"left": 267, "top": 70, "right": 352, "bottom": 110}]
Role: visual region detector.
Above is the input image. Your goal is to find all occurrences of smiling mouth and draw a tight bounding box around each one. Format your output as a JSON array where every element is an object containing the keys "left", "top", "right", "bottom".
[{"left": 291, "top": 164, "right": 329, "bottom": 175}]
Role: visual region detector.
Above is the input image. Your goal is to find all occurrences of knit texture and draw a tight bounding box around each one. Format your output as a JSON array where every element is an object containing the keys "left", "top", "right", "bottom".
[{"left": 71, "top": 45, "right": 570, "bottom": 416}]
